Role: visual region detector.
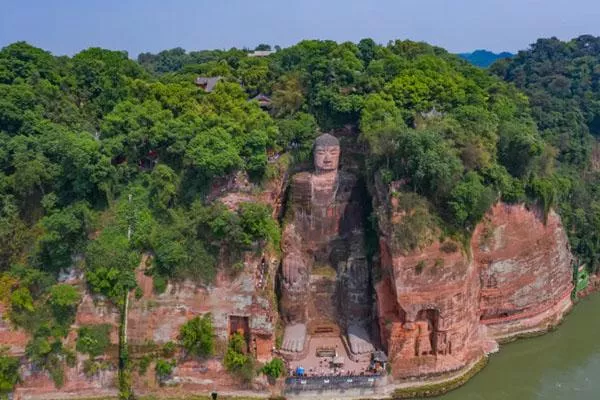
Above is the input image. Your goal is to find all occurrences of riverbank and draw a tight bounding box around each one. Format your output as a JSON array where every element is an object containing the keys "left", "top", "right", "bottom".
[{"left": 577, "top": 272, "right": 600, "bottom": 298}]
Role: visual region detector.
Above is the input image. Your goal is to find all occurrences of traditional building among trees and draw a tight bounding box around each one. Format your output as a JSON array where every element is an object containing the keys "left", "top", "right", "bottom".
[{"left": 195, "top": 76, "right": 222, "bottom": 92}]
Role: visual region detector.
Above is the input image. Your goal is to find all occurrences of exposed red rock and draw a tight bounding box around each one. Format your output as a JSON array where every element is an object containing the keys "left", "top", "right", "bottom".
[
  {"left": 126, "top": 254, "right": 277, "bottom": 360},
  {"left": 0, "top": 303, "right": 29, "bottom": 356},
  {"left": 473, "top": 203, "right": 573, "bottom": 339},
  {"left": 12, "top": 250, "right": 277, "bottom": 399},
  {"left": 374, "top": 178, "right": 574, "bottom": 380}
]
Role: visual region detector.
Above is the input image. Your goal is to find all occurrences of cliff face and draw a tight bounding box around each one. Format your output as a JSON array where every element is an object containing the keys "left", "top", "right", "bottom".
[
  {"left": 9, "top": 168, "right": 287, "bottom": 399},
  {"left": 374, "top": 179, "right": 574, "bottom": 379},
  {"left": 376, "top": 237, "right": 485, "bottom": 377},
  {"left": 125, "top": 256, "right": 276, "bottom": 357},
  {"left": 473, "top": 203, "right": 573, "bottom": 338},
  {"left": 373, "top": 178, "right": 485, "bottom": 378},
  {"left": 0, "top": 303, "right": 29, "bottom": 356},
  {"left": 13, "top": 256, "right": 277, "bottom": 399}
]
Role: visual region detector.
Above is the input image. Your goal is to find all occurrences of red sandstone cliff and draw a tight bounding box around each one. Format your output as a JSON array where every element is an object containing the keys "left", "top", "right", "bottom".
[
  {"left": 473, "top": 203, "right": 573, "bottom": 339},
  {"left": 373, "top": 178, "right": 485, "bottom": 378},
  {"left": 373, "top": 178, "right": 574, "bottom": 380}
]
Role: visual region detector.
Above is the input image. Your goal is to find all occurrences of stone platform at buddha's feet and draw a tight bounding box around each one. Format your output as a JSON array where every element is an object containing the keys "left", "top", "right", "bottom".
[{"left": 287, "top": 336, "right": 372, "bottom": 377}]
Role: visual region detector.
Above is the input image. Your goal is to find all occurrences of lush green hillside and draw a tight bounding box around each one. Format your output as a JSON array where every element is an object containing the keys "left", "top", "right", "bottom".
[
  {"left": 459, "top": 50, "right": 513, "bottom": 68},
  {"left": 0, "top": 39, "right": 557, "bottom": 390},
  {"left": 492, "top": 35, "right": 600, "bottom": 272},
  {"left": 140, "top": 40, "right": 550, "bottom": 232}
]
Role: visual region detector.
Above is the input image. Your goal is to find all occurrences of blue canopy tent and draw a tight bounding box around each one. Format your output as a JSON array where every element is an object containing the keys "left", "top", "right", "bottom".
[{"left": 296, "top": 366, "right": 305, "bottom": 376}]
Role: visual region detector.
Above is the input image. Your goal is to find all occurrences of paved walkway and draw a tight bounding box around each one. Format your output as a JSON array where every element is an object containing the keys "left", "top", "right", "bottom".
[{"left": 288, "top": 336, "right": 372, "bottom": 377}]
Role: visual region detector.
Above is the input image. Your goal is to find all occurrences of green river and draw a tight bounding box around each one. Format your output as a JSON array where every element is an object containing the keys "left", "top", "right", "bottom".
[{"left": 436, "top": 294, "right": 600, "bottom": 400}]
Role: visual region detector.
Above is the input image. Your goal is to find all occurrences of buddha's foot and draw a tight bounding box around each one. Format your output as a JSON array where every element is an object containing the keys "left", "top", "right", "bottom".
[
  {"left": 282, "top": 323, "right": 307, "bottom": 353},
  {"left": 348, "top": 323, "right": 374, "bottom": 354}
]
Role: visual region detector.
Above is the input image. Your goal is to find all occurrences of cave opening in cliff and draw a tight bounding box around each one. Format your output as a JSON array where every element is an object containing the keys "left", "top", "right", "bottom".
[
  {"left": 415, "top": 309, "right": 440, "bottom": 356},
  {"left": 228, "top": 315, "right": 250, "bottom": 350}
]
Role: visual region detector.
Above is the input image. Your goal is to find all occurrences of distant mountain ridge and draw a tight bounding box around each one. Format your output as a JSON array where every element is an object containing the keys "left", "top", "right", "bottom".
[{"left": 458, "top": 49, "right": 514, "bottom": 67}]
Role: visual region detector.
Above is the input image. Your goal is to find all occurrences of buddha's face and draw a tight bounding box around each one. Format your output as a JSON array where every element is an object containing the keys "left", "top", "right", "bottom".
[{"left": 314, "top": 145, "right": 340, "bottom": 172}]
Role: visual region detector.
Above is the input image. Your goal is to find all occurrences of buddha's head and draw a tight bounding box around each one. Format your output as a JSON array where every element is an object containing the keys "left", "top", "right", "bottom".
[{"left": 314, "top": 133, "right": 340, "bottom": 173}]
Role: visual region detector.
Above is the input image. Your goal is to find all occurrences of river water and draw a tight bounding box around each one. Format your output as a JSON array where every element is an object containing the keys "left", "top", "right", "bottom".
[{"left": 436, "top": 293, "right": 600, "bottom": 400}]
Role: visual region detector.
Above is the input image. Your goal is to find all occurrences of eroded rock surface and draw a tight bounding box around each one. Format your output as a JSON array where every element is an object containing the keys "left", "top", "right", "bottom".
[
  {"left": 473, "top": 203, "right": 573, "bottom": 338},
  {"left": 373, "top": 177, "right": 574, "bottom": 379}
]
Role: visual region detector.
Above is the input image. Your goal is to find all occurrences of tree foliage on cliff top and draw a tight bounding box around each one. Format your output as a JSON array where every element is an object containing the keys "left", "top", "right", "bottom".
[
  {"left": 0, "top": 38, "right": 552, "bottom": 303},
  {"left": 179, "top": 314, "right": 215, "bottom": 358},
  {"left": 492, "top": 35, "right": 600, "bottom": 271},
  {"left": 138, "top": 39, "right": 549, "bottom": 237}
]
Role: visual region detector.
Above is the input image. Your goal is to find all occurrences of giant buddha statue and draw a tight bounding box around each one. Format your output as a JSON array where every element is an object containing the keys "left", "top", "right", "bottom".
[{"left": 279, "top": 133, "right": 374, "bottom": 355}]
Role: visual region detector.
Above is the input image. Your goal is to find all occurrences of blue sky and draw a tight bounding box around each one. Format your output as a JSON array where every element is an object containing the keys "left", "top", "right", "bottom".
[{"left": 1, "top": 0, "right": 599, "bottom": 57}]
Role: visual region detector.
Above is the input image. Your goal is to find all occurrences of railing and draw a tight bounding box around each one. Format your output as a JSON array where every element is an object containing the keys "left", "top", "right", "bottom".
[{"left": 285, "top": 374, "right": 384, "bottom": 392}]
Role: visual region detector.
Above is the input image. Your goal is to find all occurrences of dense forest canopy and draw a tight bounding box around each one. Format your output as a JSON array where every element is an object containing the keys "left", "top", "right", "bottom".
[
  {"left": 0, "top": 36, "right": 592, "bottom": 388},
  {"left": 492, "top": 34, "right": 600, "bottom": 272}
]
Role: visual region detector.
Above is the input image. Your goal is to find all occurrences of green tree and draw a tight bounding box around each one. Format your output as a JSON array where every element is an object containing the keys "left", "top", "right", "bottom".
[
  {"left": 10, "top": 287, "right": 34, "bottom": 313},
  {"left": 238, "top": 202, "right": 280, "bottom": 248},
  {"left": 270, "top": 74, "right": 305, "bottom": 117},
  {"left": 25, "top": 336, "right": 66, "bottom": 387},
  {"left": 184, "top": 127, "right": 242, "bottom": 179},
  {"left": 223, "top": 332, "right": 254, "bottom": 382},
  {"left": 497, "top": 121, "right": 542, "bottom": 177},
  {"left": 49, "top": 284, "right": 80, "bottom": 325},
  {"left": 149, "top": 164, "right": 179, "bottom": 211},
  {"left": 155, "top": 359, "right": 174, "bottom": 382},
  {"left": 360, "top": 93, "right": 405, "bottom": 137},
  {"left": 179, "top": 314, "right": 215, "bottom": 357},
  {"left": 254, "top": 44, "right": 272, "bottom": 51},
  {"left": 447, "top": 172, "right": 497, "bottom": 229},
  {"left": 0, "top": 196, "right": 30, "bottom": 270},
  {"left": 274, "top": 112, "right": 317, "bottom": 157},
  {"left": 393, "top": 128, "right": 463, "bottom": 202},
  {"left": 35, "top": 202, "right": 92, "bottom": 273},
  {"left": 85, "top": 227, "right": 138, "bottom": 302},
  {"left": 261, "top": 357, "right": 285, "bottom": 379},
  {"left": 0, "top": 351, "right": 20, "bottom": 395}
]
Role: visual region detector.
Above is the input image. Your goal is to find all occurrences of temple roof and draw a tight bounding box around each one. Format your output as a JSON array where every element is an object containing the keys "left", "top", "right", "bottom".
[{"left": 195, "top": 76, "right": 222, "bottom": 92}]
